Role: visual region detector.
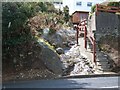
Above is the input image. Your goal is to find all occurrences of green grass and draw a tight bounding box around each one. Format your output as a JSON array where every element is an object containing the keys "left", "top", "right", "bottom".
[{"left": 35, "top": 35, "right": 56, "bottom": 52}]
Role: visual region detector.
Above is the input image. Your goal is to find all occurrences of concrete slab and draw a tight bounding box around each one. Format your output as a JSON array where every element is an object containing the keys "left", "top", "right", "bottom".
[{"left": 78, "top": 38, "right": 94, "bottom": 64}]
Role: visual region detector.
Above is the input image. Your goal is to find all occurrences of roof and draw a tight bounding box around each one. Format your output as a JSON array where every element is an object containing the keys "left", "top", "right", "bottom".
[{"left": 72, "top": 11, "right": 89, "bottom": 15}]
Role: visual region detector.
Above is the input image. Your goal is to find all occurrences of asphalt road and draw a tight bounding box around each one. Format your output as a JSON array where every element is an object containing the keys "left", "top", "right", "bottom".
[{"left": 2, "top": 76, "right": 120, "bottom": 89}]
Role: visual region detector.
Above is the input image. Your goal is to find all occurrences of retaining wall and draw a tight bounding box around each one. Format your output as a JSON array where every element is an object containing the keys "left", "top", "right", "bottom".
[{"left": 88, "top": 12, "right": 120, "bottom": 41}]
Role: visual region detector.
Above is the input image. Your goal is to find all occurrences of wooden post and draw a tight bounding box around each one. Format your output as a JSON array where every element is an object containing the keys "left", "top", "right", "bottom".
[
  {"left": 93, "top": 39, "right": 96, "bottom": 64},
  {"left": 84, "top": 26, "right": 87, "bottom": 49},
  {"left": 76, "top": 26, "right": 79, "bottom": 45},
  {"left": 96, "top": 4, "right": 98, "bottom": 16}
]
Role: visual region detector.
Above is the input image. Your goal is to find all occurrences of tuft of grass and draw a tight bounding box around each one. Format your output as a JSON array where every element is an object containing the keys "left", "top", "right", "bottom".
[{"left": 35, "top": 36, "right": 56, "bottom": 52}]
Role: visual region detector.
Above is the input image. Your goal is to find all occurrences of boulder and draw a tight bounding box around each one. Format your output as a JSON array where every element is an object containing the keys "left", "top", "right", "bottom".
[
  {"left": 49, "top": 34, "right": 63, "bottom": 47},
  {"left": 38, "top": 41, "right": 63, "bottom": 75},
  {"left": 42, "top": 29, "right": 76, "bottom": 48}
]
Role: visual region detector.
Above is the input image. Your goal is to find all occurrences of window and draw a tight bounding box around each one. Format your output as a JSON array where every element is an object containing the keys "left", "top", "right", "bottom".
[
  {"left": 60, "top": 2, "right": 63, "bottom": 4},
  {"left": 76, "top": 2, "right": 82, "bottom": 6},
  {"left": 87, "top": 2, "right": 92, "bottom": 7},
  {"left": 53, "top": 2, "right": 63, "bottom": 4}
]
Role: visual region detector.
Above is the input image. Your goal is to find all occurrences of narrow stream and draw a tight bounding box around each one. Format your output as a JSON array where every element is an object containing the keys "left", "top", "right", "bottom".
[{"left": 61, "top": 45, "right": 95, "bottom": 76}]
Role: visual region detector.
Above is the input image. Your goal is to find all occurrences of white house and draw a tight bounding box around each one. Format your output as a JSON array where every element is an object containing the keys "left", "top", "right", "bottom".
[
  {"left": 52, "top": 0, "right": 63, "bottom": 10},
  {"left": 53, "top": 1, "right": 63, "bottom": 10}
]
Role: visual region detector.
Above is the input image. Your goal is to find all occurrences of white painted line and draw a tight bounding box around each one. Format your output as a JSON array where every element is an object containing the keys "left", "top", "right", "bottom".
[{"left": 100, "top": 86, "right": 119, "bottom": 88}]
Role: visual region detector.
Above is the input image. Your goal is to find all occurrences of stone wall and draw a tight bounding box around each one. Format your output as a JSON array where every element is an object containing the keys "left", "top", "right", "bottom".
[
  {"left": 95, "top": 12, "right": 119, "bottom": 41},
  {"left": 88, "top": 12, "right": 119, "bottom": 41}
]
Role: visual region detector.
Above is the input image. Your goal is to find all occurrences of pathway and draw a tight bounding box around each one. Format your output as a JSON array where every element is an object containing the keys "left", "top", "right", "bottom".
[{"left": 78, "top": 37, "right": 116, "bottom": 74}]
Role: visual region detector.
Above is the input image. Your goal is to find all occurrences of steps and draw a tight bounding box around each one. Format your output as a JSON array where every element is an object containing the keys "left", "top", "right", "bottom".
[
  {"left": 76, "top": 17, "right": 118, "bottom": 74},
  {"left": 78, "top": 37, "right": 115, "bottom": 74},
  {"left": 95, "top": 47, "right": 113, "bottom": 72}
]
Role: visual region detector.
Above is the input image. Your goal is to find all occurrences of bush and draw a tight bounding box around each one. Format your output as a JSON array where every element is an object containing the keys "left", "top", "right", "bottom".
[
  {"left": 63, "top": 5, "right": 70, "bottom": 23},
  {"left": 91, "top": 5, "right": 96, "bottom": 13},
  {"left": 107, "top": 2, "right": 120, "bottom": 7},
  {"left": 2, "top": 2, "right": 39, "bottom": 68},
  {"left": 2, "top": 2, "right": 40, "bottom": 46},
  {"left": 49, "top": 26, "right": 56, "bottom": 35}
]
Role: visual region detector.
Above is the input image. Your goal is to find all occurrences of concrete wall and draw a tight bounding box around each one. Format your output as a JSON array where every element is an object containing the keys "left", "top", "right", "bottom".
[
  {"left": 87, "top": 12, "right": 96, "bottom": 32},
  {"left": 88, "top": 12, "right": 120, "bottom": 41}
]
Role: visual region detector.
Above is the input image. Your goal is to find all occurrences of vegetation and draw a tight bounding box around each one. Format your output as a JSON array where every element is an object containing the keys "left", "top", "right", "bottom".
[
  {"left": 2, "top": 3, "right": 36, "bottom": 68},
  {"left": 2, "top": 2, "right": 70, "bottom": 71},
  {"left": 107, "top": 2, "right": 120, "bottom": 7},
  {"left": 91, "top": 5, "right": 96, "bottom": 13},
  {"left": 2, "top": 2, "right": 49, "bottom": 46},
  {"left": 63, "top": 5, "right": 70, "bottom": 23},
  {"left": 2, "top": 2, "right": 62, "bottom": 46}
]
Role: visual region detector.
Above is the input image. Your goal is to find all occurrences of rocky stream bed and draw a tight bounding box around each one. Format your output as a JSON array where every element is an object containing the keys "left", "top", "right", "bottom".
[{"left": 61, "top": 44, "right": 95, "bottom": 76}]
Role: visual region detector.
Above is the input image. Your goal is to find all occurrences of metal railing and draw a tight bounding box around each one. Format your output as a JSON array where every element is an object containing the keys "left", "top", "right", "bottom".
[
  {"left": 74, "top": 19, "right": 96, "bottom": 64},
  {"left": 96, "top": 4, "right": 120, "bottom": 14}
]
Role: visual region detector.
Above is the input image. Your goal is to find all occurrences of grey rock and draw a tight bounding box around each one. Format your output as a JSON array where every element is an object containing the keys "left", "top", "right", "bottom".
[
  {"left": 42, "top": 29, "right": 76, "bottom": 48},
  {"left": 49, "top": 34, "right": 63, "bottom": 47},
  {"left": 63, "top": 42, "right": 69, "bottom": 47},
  {"left": 56, "top": 47, "right": 64, "bottom": 54},
  {"left": 60, "top": 44, "right": 95, "bottom": 76},
  {"left": 38, "top": 42, "right": 63, "bottom": 75}
]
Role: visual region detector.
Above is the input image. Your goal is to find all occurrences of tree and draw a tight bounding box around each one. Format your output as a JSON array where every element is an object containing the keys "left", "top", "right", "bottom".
[
  {"left": 63, "top": 5, "right": 70, "bottom": 23},
  {"left": 107, "top": 2, "right": 120, "bottom": 7},
  {"left": 37, "top": 2, "right": 47, "bottom": 12},
  {"left": 91, "top": 5, "right": 96, "bottom": 13},
  {"left": 2, "top": 2, "right": 39, "bottom": 46},
  {"left": 46, "top": 2, "right": 56, "bottom": 13},
  {"left": 37, "top": 2, "right": 57, "bottom": 13}
]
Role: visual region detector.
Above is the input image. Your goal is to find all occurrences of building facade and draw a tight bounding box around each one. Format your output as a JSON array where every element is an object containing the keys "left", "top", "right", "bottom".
[
  {"left": 51, "top": 0, "right": 63, "bottom": 11},
  {"left": 53, "top": 1, "right": 63, "bottom": 10}
]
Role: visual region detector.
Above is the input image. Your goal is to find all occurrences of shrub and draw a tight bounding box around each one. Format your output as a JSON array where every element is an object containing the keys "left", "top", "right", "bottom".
[
  {"left": 91, "top": 5, "right": 96, "bottom": 13},
  {"left": 63, "top": 5, "right": 70, "bottom": 23},
  {"left": 2, "top": 2, "right": 41, "bottom": 46},
  {"left": 107, "top": 2, "right": 120, "bottom": 7}
]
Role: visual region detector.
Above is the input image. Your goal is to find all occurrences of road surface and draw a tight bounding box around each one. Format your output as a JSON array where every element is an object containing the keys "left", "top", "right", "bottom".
[{"left": 2, "top": 76, "right": 120, "bottom": 89}]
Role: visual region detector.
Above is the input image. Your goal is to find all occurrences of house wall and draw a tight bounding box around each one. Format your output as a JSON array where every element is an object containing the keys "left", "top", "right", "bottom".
[
  {"left": 72, "top": 12, "right": 89, "bottom": 24},
  {"left": 80, "top": 13, "right": 89, "bottom": 21},
  {"left": 72, "top": 12, "right": 80, "bottom": 24}
]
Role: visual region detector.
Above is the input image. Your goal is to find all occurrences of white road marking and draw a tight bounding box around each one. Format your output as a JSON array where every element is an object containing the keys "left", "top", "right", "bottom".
[{"left": 100, "top": 86, "right": 119, "bottom": 88}]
